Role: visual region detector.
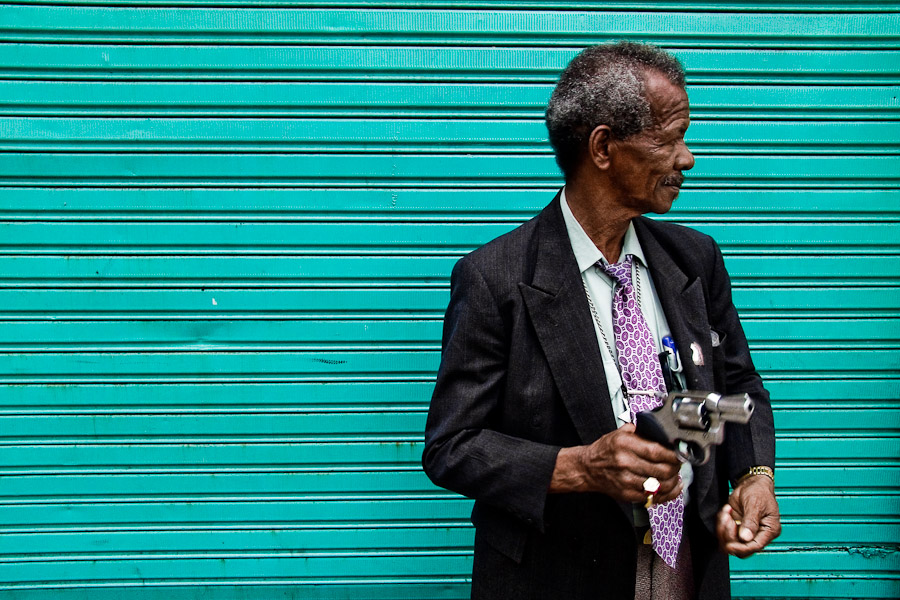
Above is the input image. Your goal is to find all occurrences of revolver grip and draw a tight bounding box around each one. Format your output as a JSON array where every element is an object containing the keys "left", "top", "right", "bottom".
[
  {"left": 635, "top": 409, "right": 673, "bottom": 450},
  {"left": 636, "top": 406, "right": 713, "bottom": 465}
]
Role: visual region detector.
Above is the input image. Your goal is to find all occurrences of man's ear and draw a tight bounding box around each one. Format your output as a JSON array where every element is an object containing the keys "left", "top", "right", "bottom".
[{"left": 588, "top": 125, "right": 613, "bottom": 170}]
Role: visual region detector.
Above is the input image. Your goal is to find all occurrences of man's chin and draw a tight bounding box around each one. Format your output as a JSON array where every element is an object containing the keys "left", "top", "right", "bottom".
[{"left": 649, "top": 189, "right": 679, "bottom": 214}]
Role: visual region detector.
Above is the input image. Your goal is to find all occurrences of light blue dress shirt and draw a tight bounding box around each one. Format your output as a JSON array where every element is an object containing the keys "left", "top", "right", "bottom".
[{"left": 560, "top": 189, "right": 692, "bottom": 517}]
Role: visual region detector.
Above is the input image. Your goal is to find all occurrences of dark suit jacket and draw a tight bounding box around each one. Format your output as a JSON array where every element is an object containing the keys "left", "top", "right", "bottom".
[{"left": 422, "top": 195, "right": 775, "bottom": 600}]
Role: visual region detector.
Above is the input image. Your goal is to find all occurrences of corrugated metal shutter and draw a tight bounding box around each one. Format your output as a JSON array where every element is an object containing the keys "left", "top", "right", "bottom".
[{"left": 1, "top": 2, "right": 897, "bottom": 598}]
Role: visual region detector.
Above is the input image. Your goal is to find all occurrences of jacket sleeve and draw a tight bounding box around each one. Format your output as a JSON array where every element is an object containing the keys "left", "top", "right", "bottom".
[
  {"left": 705, "top": 237, "right": 776, "bottom": 482},
  {"left": 422, "top": 256, "right": 561, "bottom": 528}
]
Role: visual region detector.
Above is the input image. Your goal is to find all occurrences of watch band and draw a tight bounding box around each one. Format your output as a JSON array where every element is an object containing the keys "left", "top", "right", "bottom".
[{"left": 737, "top": 466, "right": 775, "bottom": 486}]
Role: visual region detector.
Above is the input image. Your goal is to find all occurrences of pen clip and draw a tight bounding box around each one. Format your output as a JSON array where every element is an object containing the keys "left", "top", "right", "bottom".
[{"left": 662, "top": 335, "right": 681, "bottom": 371}]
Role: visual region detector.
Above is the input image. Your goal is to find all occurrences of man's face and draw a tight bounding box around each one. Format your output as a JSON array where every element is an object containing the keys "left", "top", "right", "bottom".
[{"left": 606, "top": 71, "right": 695, "bottom": 216}]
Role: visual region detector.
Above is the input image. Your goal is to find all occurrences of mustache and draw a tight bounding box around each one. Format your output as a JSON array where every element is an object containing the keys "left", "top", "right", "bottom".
[{"left": 662, "top": 173, "right": 685, "bottom": 188}]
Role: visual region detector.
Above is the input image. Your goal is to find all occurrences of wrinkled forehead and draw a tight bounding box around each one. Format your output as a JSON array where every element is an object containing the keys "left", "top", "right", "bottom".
[{"left": 643, "top": 71, "right": 691, "bottom": 125}]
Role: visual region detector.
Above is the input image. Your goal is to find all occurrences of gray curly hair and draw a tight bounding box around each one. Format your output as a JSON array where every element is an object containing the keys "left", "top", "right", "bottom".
[{"left": 545, "top": 41, "right": 686, "bottom": 178}]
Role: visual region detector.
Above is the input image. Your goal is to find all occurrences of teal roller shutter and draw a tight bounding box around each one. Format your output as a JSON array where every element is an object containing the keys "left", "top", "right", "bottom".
[{"left": 0, "top": 3, "right": 897, "bottom": 599}]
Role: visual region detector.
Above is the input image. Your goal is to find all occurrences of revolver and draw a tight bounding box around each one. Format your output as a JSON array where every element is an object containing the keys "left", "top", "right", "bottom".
[{"left": 635, "top": 390, "right": 754, "bottom": 465}]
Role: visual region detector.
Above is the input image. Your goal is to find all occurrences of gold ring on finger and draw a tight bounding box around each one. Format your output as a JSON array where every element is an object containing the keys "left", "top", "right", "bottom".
[{"left": 643, "top": 477, "right": 660, "bottom": 508}]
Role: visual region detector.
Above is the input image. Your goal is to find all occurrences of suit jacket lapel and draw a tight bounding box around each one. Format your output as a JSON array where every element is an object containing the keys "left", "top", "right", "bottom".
[
  {"left": 634, "top": 217, "right": 717, "bottom": 508},
  {"left": 519, "top": 196, "right": 619, "bottom": 445},
  {"left": 633, "top": 219, "right": 715, "bottom": 391}
]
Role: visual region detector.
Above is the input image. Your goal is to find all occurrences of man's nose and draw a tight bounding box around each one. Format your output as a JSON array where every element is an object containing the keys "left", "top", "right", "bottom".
[{"left": 676, "top": 141, "right": 695, "bottom": 171}]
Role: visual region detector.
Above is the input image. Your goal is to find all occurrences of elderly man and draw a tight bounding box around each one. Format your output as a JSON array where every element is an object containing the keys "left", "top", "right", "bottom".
[{"left": 422, "top": 42, "right": 780, "bottom": 599}]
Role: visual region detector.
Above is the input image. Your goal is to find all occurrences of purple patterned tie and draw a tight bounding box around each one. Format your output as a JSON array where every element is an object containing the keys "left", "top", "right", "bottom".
[{"left": 599, "top": 254, "right": 684, "bottom": 568}]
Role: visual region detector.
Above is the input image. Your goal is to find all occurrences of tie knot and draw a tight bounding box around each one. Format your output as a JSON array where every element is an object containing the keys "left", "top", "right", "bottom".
[{"left": 598, "top": 254, "right": 634, "bottom": 289}]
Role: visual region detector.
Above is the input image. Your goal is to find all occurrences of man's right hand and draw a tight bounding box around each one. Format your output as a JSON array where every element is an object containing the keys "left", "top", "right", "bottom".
[{"left": 549, "top": 424, "right": 682, "bottom": 503}]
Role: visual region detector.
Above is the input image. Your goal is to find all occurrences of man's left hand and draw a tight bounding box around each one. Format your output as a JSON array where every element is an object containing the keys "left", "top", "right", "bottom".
[{"left": 716, "top": 475, "right": 781, "bottom": 558}]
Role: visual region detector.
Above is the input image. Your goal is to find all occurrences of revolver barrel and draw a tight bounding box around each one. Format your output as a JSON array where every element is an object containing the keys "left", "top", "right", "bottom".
[{"left": 709, "top": 393, "right": 754, "bottom": 425}]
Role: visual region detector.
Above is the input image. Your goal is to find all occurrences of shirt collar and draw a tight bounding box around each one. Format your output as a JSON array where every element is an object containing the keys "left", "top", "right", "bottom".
[{"left": 560, "top": 187, "right": 648, "bottom": 274}]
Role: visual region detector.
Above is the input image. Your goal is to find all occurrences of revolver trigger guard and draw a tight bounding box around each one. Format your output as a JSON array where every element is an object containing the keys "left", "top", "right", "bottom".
[{"left": 675, "top": 441, "right": 711, "bottom": 466}]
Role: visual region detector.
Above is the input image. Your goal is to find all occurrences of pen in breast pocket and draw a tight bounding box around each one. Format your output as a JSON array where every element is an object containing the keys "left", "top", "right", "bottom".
[{"left": 662, "top": 335, "right": 680, "bottom": 371}]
